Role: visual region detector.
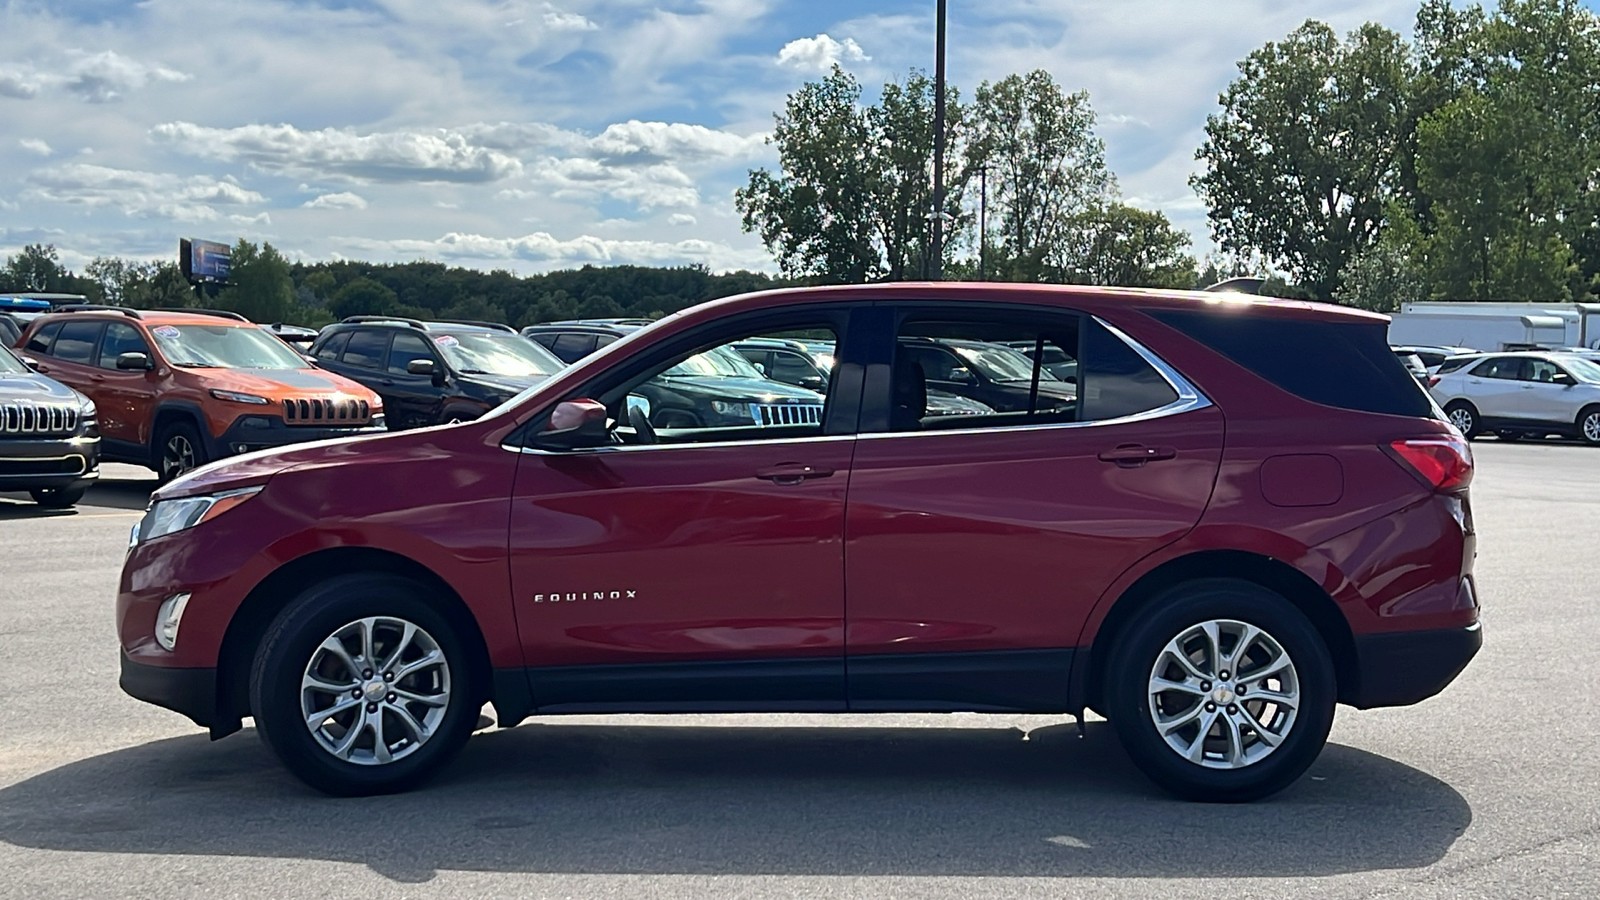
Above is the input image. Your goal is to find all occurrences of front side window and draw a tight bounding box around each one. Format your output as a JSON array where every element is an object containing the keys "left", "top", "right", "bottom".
[
  {"left": 387, "top": 332, "right": 435, "bottom": 374},
  {"left": 150, "top": 324, "right": 309, "bottom": 369},
  {"left": 51, "top": 321, "right": 104, "bottom": 365},
  {"left": 314, "top": 331, "right": 351, "bottom": 361},
  {"left": 98, "top": 322, "right": 150, "bottom": 369},
  {"left": 1524, "top": 359, "right": 1564, "bottom": 383},
  {"left": 340, "top": 330, "right": 390, "bottom": 370}
]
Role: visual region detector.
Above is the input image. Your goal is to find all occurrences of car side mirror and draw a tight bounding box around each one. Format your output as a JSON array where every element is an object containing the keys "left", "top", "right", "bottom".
[
  {"left": 116, "top": 351, "right": 153, "bottom": 371},
  {"left": 951, "top": 368, "right": 977, "bottom": 385},
  {"left": 406, "top": 359, "right": 436, "bottom": 376},
  {"left": 753, "top": 361, "right": 767, "bottom": 376},
  {"left": 533, "top": 399, "right": 610, "bottom": 450},
  {"left": 19, "top": 355, "right": 41, "bottom": 372},
  {"left": 1553, "top": 372, "right": 1575, "bottom": 386},
  {"left": 800, "top": 375, "right": 827, "bottom": 392}
]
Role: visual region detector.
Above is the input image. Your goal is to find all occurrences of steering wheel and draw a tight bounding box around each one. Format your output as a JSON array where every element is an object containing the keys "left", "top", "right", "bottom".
[{"left": 627, "top": 404, "right": 658, "bottom": 445}]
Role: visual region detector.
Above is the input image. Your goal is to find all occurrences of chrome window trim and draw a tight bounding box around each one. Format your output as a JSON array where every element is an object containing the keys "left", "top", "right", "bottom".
[{"left": 502, "top": 314, "right": 1211, "bottom": 454}]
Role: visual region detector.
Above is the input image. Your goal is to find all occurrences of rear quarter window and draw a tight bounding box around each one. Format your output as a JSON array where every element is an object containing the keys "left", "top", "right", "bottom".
[{"left": 1149, "top": 309, "right": 1434, "bottom": 418}]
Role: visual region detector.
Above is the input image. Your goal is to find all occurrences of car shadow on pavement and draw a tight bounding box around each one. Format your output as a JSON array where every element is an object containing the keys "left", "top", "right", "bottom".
[
  {"left": 0, "top": 719, "right": 1470, "bottom": 882},
  {"left": 0, "top": 472, "right": 154, "bottom": 518}
]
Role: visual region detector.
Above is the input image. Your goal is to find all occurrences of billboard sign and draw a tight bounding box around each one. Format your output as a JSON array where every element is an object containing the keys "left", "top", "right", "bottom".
[{"left": 180, "top": 238, "right": 232, "bottom": 283}]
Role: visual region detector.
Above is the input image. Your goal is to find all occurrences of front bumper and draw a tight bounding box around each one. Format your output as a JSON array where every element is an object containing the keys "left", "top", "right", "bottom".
[
  {"left": 0, "top": 434, "right": 100, "bottom": 491},
  {"left": 1345, "top": 622, "right": 1483, "bottom": 709},
  {"left": 209, "top": 415, "right": 384, "bottom": 458},
  {"left": 120, "top": 652, "right": 225, "bottom": 733}
]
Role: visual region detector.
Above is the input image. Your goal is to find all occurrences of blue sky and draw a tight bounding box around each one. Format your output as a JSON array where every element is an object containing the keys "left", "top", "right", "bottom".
[{"left": 0, "top": 0, "right": 1467, "bottom": 275}]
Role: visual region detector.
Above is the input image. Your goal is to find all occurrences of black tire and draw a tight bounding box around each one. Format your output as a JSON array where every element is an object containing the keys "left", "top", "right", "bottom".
[
  {"left": 1104, "top": 579, "right": 1337, "bottom": 803},
  {"left": 1495, "top": 429, "right": 1523, "bottom": 443},
  {"left": 1578, "top": 405, "right": 1600, "bottom": 446},
  {"left": 29, "top": 486, "right": 86, "bottom": 508},
  {"left": 154, "top": 419, "right": 209, "bottom": 483},
  {"left": 1444, "top": 401, "right": 1481, "bottom": 439},
  {"left": 249, "top": 573, "right": 478, "bottom": 796}
]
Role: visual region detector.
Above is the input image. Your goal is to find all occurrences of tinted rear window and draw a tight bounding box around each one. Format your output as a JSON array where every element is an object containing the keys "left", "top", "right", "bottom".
[{"left": 1149, "top": 309, "right": 1434, "bottom": 418}]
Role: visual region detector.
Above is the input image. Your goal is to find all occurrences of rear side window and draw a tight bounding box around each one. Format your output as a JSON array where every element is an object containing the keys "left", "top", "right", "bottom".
[
  {"left": 550, "top": 333, "right": 598, "bottom": 362},
  {"left": 342, "top": 330, "right": 389, "bottom": 369},
  {"left": 1472, "top": 357, "right": 1520, "bottom": 380},
  {"left": 315, "top": 331, "right": 351, "bottom": 361},
  {"left": 1149, "top": 309, "right": 1433, "bottom": 418},
  {"left": 25, "top": 321, "right": 63, "bottom": 355},
  {"left": 52, "top": 321, "right": 104, "bottom": 365}
]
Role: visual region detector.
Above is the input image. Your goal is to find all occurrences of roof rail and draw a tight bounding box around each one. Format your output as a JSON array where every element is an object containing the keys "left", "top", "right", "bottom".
[
  {"left": 56, "top": 304, "right": 142, "bottom": 320},
  {"left": 153, "top": 307, "right": 251, "bottom": 322},
  {"left": 341, "top": 315, "right": 426, "bottom": 329},
  {"left": 432, "top": 319, "right": 515, "bottom": 333}
]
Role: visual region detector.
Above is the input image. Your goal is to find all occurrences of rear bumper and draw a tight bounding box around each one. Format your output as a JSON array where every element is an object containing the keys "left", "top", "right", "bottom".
[
  {"left": 0, "top": 435, "right": 100, "bottom": 491},
  {"left": 1345, "top": 622, "right": 1483, "bottom": 709},
  {"left": 120, "top": 652, "right": 221, "bottom": 732}
]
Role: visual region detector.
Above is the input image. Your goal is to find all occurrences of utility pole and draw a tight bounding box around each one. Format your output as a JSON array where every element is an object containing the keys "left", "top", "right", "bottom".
[
  {"left": 930, "top": 0, "right": 947, "bottom": 281},
  {"left": 977, "top": 164, "right": 988, "bottom": 281}
]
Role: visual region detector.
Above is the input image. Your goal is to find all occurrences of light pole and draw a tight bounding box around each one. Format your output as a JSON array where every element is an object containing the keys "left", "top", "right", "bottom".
[
  {"left": 930, "top": 0, "right": 947, "bottom": 281},
  {"left": 976, "top": 164, "right": 988, "bottom": 281}
]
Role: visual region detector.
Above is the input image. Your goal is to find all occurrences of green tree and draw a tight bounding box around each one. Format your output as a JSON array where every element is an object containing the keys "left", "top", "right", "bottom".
[
  {"left": 969, "top": 71, "right": 1115, "bottom": 282},
  {"left": 327, "top": 276, "right": 399, "bottom": 319},
  {"left": 1068, "top": 204, "right": 1197, "bottom": 288},
  {"left": 216, "top": 240, "right": 296, "bottom": 322},
  {"left": 737, "top": 67, "right": 880, "bottom": 282},
  {"left": 867, "top": 71, "right": 967, "bottom": 279},
  {"left": 1194, "top": 21, "right": 1413, "bottom": 301}
]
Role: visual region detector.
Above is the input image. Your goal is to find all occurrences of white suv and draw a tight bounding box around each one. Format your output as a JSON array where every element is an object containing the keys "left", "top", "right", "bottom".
[{"left": 1430, "top": 351, "right": 1600, "bottom": 444}]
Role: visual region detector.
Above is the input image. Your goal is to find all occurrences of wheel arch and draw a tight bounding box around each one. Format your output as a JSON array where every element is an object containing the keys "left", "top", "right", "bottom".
[
  {"left": 1072, "top": 549, "right": 1360, "bottom": 715},
  {"left": 150, "top": 401, "right": 209, "bottom": 463},
  {"left": 214, "top": 546, "right": 495, "bottom": 735}
]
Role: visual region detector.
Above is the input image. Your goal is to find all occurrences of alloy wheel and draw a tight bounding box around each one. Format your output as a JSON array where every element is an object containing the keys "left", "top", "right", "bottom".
[
  {"left": 1448, "top": 407, "right": 1474, "bottom": 435},
  {"left": 162, "top": 434, "right": 196, "bottom": 480},
  {"left": 1147, "top": 618, "right": 1300, "bottom": 770},
  {"left": 1584, "top": 411, "right": 1600, "bottom": 443},
  {"left": 300, "top": 616, "right": 452, "bottom": 766}
]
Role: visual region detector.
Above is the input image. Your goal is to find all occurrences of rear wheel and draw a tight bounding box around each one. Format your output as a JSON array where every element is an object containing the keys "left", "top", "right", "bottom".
[
  {"left": 1105, "top": 579, "right": 1336, "bottom": 802},
  {"left": 155, "top": 420, "right": 208, "bottom": 483},
  {"left": 1444, "top": 402, "right": 1480, "bottom": 439},
  {"left": 29, "top": 486, "right": 85, "bottom": 508},
  {"left": 1579, "top": 406, "right": 1600, "bottom": 446},
  {"left": 250, "top": 573, "right": 477, "bottom": 796}
]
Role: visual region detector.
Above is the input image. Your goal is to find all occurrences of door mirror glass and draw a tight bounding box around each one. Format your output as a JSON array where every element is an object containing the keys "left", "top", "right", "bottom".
[
  {"left": 20, "top": 355, "right": 40, "bottom": 372},
  {"left": 116, "top": 351, "right": 153, "bottom": 371},
  {"left": 406, "top": 358, "right": 437, "bottom": 376},
  {"left": 535, "top": 399, "right": 610, "bottom": 449}
]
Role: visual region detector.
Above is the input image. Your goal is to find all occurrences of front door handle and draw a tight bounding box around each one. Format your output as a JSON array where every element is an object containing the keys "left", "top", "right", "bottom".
[
  {"left": 755, "top": 463, "right": 835, "bottom": 485},
  {"left": 1098, "top": 443, "right": 1177, "bottom": 468}
]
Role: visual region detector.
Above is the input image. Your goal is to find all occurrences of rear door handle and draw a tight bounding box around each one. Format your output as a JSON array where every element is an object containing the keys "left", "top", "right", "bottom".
[
  {"left": 1098, "top": 444, "right": 1177, "bottom": 467},
  {"left": 755, "top": 463, "right": 835, "bottom": 485}
]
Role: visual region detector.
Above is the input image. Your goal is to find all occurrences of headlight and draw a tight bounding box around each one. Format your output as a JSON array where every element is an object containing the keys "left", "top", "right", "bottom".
[
  {"left": 210, "top": 389, "right": 270, "bottom": 405},
  {"left": 131, "top": 486, "right": 263, "bottom": 547},
  {"left": 711, "top": 400, "right": 752, "bottom": 420}
]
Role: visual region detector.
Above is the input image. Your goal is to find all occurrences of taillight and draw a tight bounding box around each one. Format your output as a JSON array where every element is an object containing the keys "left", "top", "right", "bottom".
[
  {"left": 1427, "top": 375, "right": 1441, "bottom": 388},
  {"left": 1387, "top": 436, "right": 1473, "bottom": 491}
]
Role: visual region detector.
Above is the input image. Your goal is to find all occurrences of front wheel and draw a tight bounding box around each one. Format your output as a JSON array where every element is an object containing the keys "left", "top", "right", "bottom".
[
  {"left": 1578, "top": 406, "right": 1600, "bottom": 446},
  {"left": 1105, "top": 579, "right": 1336, "bottom": 802},
  {"left": 250, "top": 573, "right": 477, "bottom": 796},
  {"left": 155, "top": 420, "right": 209, "bottom": 483},
  {"left": 1445, "top": 402, "right": 1480, "bottom": 439}
]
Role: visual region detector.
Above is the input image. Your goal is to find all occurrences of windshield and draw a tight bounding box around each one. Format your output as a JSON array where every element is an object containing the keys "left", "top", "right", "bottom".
[
  {"left": 0, "top": 347, "right": 27, "bottom": 375},
  {"left": 665, "top": 345, "right": 766, "bottom": 378},
  {"left": 436, "top": 333, "right": 565, "bottom": 378},
  {"left": 1562, "top": 356, "right": 1600, "bottom": 383},
  {"left": 149, "top": 324, "right": 308, "bottom": 369},
  {"left": 953, "top": 343, "right": 1060, "bottom": 383}
]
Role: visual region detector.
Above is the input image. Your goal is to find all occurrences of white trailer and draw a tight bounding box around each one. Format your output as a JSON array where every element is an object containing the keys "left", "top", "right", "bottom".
[{"left": 1387, "top": 302, "right": 1600, "bottom": 350}]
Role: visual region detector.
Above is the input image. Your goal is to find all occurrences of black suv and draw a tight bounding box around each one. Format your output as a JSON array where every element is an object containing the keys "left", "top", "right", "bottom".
[
  {"left": 521, "top": 319, "right": 652, "bottom": 363},
  {"left": 898, "top": 336, "right": 1078, "bottom": 413},
  {"left": 0, "top": 345, "right": 100, "bottom": 507},
  {"left": 734, "top": 336, "right": 993, "bottom": 419},
  {"left": 309, "top": 318, "right": 567, "bottom": 429}
]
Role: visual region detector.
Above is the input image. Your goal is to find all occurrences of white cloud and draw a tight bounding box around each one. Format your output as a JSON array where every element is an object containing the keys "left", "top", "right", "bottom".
[
  {"left": 344, "top": 230, "right": 767, "bottom": 270},
  {"left": 543, "top": 7, "right": 598, "bottom": 32},
  {"left": 667, "top": 213, "right": 697, "bottom": 226},
  {"left": 303, "top": 191, "right": 368, "bottom": 210},
  {"left": 64, "top": 51, "right": 189, "bottom": 103},
  {"left": 19, "top": 139, "right": 53, "bottom": 157},
  {"left": 23, "top": 164, "right": 267, "bottom": 221},
  {"left": 150, "top": 122, "right": 524, "bottom": 184},
  {"left": 0, "top": 69, "right": 43, "bottom": 99},
  {"left": 586, "top": 120, "right": 768, "bottom": 164},
  {"left": 777, "top": 33, "right": 869, "bottom": 72}
]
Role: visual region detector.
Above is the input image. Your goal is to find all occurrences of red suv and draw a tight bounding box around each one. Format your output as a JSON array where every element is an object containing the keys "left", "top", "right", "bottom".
[{"left": 116, "top": 284, "right": 1480, "bottom": 801}]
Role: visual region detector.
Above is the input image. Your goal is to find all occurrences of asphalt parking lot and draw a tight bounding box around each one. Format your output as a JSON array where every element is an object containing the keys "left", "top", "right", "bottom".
[{"left": 0, "top": 444, "right": 1596, "bottom": 900}]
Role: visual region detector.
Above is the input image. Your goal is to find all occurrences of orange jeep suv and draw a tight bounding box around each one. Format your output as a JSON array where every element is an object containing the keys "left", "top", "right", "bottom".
[{"left": 13, "top": 307, "right": 384, "bottom": 481}]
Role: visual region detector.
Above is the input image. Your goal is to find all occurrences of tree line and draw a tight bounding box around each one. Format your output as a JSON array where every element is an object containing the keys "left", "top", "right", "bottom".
[
  {"left": 0, "top": 242, "right": 779, "bottom": 328},
  {"left": 1198, "top": 0, "right": 1600, "bottom": 309}
]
